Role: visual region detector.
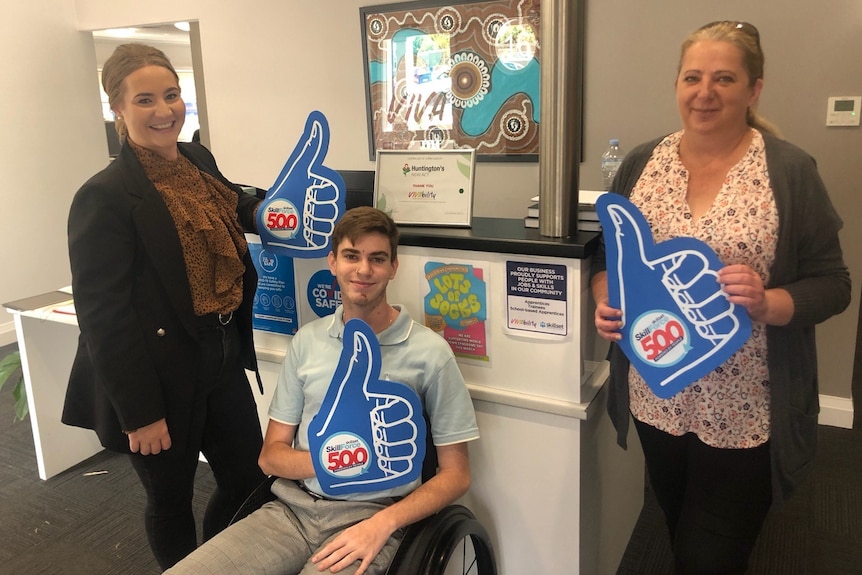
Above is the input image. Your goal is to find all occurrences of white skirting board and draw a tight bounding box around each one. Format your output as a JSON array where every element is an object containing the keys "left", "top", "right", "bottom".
[{"left": 818, "top": 395, "right": 855, "bottom": 429}]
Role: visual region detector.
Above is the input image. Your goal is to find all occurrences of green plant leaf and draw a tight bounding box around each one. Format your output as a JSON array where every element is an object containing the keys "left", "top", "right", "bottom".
[
  {"left": 13, "top": 379, "right": 28, "bottom": 421},
  {"left": 0, "top": 351, "right": 27, "bottom": 421},
  {"left": 0, "top": 351, "right": 22, "bottom": 392}
]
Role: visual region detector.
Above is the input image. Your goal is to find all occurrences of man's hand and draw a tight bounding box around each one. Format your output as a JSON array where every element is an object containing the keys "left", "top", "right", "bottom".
[
  {"left": 127, "top": 418, "right": 171, "bottom": 455},
  {"left": 310, "top": 442, "right": 471, "bottom": 573},
  {"left": 312, "top": 513, "right": 392, "bottom": 574}
]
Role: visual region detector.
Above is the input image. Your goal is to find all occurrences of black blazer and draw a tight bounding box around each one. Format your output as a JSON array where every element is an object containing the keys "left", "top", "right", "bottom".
[{"left": 63, "top": 141, "right": 261, "bottom": 453}]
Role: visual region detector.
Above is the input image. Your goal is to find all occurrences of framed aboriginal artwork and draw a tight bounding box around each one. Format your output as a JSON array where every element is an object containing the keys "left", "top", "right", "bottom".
[{"left": 359, "top": 0, "right": 541, "bottom": 162}]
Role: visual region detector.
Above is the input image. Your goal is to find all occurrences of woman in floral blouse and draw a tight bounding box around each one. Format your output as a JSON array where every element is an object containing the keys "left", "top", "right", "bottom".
[{"left": 591, "top": 21, "right": 850, "bottom": 574}]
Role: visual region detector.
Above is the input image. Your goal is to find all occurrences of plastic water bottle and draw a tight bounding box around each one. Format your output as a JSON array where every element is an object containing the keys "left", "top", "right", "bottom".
[{"left": 601, "top": 139, "right": 624, "bottom": 191}]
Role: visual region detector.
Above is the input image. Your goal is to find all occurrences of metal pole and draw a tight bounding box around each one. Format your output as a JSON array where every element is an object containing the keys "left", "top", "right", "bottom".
[{"left": 538, "top": 0, "right": 583, "bottom": 237}]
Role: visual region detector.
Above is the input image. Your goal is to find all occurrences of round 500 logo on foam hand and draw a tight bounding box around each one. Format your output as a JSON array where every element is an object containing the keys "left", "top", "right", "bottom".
[
  {"left": 320, "top": 432, "right": 371, "bottom": 478},
  {"left": 630, "top": 310, "right": 691, "bottom": 366},
  {"left": 261, "top": 198, "right": 300, "bottom": 239}
]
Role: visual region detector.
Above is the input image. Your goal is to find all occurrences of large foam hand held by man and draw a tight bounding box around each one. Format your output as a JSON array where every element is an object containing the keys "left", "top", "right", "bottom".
[
  {"left": 256, "top": 110, "right": 345, "bottom": 258},
  {"left": 308, "top": 319, "right": 426, "bottom": 496},
  {"left": 596, "top": 194, "right": 752, "bottom": 398}
]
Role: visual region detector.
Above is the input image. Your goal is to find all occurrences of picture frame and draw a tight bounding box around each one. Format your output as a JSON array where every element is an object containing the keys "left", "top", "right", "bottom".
[
  {"left": 359, "top": 0, "right": 541, "bottom": 162},
  {"left": 374, "top": 149, "right": 475, "bottom": 227}
]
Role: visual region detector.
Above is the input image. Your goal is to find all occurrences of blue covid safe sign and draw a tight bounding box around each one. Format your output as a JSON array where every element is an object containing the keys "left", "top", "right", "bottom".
[
  {"left": 248, "top": 241, "right": 299, "bottom": 335},
  {"left": 306, "top": 269, "right": 342, "bottom": 318}
]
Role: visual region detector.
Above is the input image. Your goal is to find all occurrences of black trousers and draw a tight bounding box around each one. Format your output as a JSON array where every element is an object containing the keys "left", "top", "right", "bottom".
[
  {"left": 633, "top": 418, "right": 772, "bottom": 575},
  {"left": 129, "top": 320, "right": 265, "bottom": 569}
]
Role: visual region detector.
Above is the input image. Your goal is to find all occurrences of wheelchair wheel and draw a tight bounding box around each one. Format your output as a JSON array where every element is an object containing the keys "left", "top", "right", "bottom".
[{"left": 386, "top": 504, "right": 497, "bottom": 575}]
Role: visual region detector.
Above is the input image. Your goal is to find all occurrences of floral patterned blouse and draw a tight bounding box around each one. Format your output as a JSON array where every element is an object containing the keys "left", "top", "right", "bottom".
[{"left": 627, "top": 129, "right": 778, "bottom": 449}]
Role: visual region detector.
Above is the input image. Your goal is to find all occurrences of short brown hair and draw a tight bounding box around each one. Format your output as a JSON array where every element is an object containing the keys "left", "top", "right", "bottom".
[
  {"left": 102, "top": 43, "right": 179, "bottom": 141},
  {"left": 331, "top": 207, "right": 399, "bottom": 261}
]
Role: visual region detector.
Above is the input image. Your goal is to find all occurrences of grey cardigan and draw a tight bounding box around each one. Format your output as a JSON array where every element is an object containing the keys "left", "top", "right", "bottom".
[{"left": 590, "top": 131, "right": 851, "bottom": 508}]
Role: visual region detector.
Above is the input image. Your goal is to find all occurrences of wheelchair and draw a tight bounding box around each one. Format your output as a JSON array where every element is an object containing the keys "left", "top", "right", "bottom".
[{"left": 230, "top": 416, "right": 497, "bottom": 575}]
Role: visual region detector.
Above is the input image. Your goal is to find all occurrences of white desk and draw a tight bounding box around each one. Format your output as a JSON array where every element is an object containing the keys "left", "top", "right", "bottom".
[
  {"left": 5, "top": 302, "right": 270, "bottom": 480},
  {"left": 8, "top": 305, "right": 102, "bottom": 480}
]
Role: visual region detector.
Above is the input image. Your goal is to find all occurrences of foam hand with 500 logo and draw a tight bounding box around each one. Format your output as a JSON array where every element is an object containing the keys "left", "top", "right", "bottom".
[
  {"left": 257, "top": 110, "right": 346, "bottom": 258},
  {"left": 596, "top": 194, "right": 751, "bottom": 398},
  {"left": 307, "top": 319, "right": 426, "bottom": 496}
]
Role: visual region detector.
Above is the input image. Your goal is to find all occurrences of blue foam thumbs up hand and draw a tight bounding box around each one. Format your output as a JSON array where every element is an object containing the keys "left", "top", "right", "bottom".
[
  {"left": 257, "top": 110, "right": 345, "bottom": 258},
  {"left": 307, "top": 319, "right": 426, "bottom": 496},
  {"left": 596, "top": 194, "right": 752, "bottom": 398}
]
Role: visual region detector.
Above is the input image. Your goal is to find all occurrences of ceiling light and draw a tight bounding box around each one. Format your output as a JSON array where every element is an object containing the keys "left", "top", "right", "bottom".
[{"left": 174, "top": 21, "right": 191, "bottom": 32}]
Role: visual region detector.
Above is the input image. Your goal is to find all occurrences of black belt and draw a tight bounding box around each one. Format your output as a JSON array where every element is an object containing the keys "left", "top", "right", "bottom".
[
  {"left": 199, "top": 310, "right": 235, "bottom": 328},
  {"left": 295, "top": 480, "right": 402, "bottom": 504},
  {"left": 296, "top": 480, "right": 326, "bottom": 500}
]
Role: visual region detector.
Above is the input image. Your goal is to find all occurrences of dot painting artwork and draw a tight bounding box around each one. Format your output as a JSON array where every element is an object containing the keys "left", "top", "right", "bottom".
[{"left": 360, "top": 0, "right": 542, "bottom": 161}]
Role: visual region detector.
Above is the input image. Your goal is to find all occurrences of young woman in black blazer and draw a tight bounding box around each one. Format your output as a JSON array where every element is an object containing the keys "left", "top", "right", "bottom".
[{"left": 64, "top": 43, "right": 265, "bottom": 569}]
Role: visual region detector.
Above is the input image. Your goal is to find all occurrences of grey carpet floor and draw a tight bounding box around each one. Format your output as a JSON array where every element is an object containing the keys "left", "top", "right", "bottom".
[
  {"left": 0, "top": 340, "right": 214, "bottom": 574},
  {"left": 617, "top": 424, "right": 862, "bottom": 574}
]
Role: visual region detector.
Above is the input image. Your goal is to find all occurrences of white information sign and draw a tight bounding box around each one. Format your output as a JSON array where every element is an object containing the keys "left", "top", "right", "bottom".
[
  {"left": 505, "top": 261, "right": 569, "bottom": 337},
  {"left": 374, "top": 149, "right": 475, "bottom": 227}
]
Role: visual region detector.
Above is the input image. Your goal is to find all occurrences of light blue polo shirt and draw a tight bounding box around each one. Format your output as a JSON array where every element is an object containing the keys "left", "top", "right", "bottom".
[{"left": 269, "top": 305, "right": 479, "bottom": 500}]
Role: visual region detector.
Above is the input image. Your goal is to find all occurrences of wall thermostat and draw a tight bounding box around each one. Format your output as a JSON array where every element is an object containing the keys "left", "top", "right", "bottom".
[{"left": 826, "top": 96, "right": 861, "bottom": 127}]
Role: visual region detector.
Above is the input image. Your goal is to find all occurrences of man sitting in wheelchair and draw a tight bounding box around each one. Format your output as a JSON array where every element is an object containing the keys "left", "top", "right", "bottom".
[{"left": 167, "top": 207, "right": 479, "bottom": 575}]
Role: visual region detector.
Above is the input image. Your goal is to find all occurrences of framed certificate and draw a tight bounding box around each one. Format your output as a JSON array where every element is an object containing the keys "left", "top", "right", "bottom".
[{"left": 374, "top": 149, "right": 475, "bottom": 227}]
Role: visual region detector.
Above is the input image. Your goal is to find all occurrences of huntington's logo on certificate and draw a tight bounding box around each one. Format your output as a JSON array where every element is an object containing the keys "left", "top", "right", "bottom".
[{"left": 374, "top": 149, "right": 475, "bottom": 227}]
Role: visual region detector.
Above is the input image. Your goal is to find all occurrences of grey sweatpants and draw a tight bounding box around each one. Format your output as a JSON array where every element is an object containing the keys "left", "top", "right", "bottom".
[{"left": 164, "top": 478, "right": 403, "bottom": 574}]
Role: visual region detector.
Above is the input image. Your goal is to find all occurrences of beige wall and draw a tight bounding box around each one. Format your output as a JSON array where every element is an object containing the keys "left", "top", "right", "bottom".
[
  {"left": 0, "top": 1, "right": 107, "bottom": 346},
  {"left": 93, "top": 37, "right": 194, "bottom": 71},
  {"left": 1, "top": 0, "right": 858, "bottom": 400}
]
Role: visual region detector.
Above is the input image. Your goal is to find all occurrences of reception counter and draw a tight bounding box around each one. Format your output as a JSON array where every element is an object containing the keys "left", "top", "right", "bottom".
[{"left": 6, "top": 217, "right": 644, "bottom": 574}]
